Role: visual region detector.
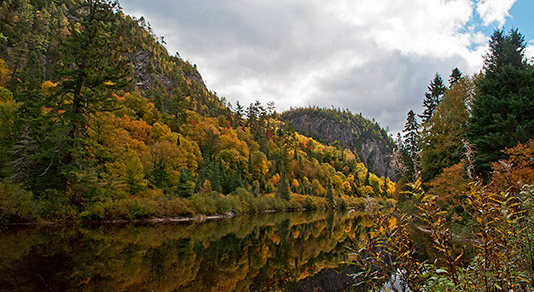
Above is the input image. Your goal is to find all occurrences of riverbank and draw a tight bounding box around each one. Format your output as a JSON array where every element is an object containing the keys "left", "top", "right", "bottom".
[{"left": 1, "top": 186, "right": 369, "bottom": 224}]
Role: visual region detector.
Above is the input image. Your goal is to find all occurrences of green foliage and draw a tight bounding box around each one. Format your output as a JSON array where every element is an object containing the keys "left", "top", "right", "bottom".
[
  {"left": 0, "top": 0, "right": 390, "bottom": 222},
  {"left": 420, "top": 77, "right": 474, "bottom": 181},
  {"left": 0, "top": 181, "right": 41, "bottom": 223},
  {"left": 468, "top": 29, "right": 534, "bottom": 178},
  {"left": 175, "top": 167, "right": 194, "bottom": 198},
  {"left": 277, "top": 171, "right": 291, "bottom": 201},
  {"left": 419, "top": 73, "right": 446, "bottom": 124},
  {"left": 352, "top": 178, "right": 534, "bottom": 291}
]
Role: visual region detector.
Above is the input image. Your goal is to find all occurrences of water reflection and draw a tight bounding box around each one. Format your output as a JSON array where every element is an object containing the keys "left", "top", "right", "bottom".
[{"left": 0, "top": 211, "right": 370, "bottom": 291}]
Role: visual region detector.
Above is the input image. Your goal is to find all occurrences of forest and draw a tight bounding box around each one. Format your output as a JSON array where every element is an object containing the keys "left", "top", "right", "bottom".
[{"left": 0, "top": 0, "right": 394, "bottom": 223}]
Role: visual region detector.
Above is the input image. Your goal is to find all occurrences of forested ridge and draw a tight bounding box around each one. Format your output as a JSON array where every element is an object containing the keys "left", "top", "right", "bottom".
[
  {"left": 0, "top": 0, "right": 395, "bottom": 223},
  {"left": 282, "top": 107, "right": 396, "bottom": 179}
]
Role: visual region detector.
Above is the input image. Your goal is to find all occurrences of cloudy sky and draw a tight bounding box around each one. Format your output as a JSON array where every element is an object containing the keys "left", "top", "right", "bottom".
[{"left": 119, "top": 0, "right": 534, "bottom": 135}]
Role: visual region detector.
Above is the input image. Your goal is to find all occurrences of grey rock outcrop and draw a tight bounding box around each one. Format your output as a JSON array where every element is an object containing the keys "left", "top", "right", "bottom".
[{"left": 282, "top": 108, "right": 396, "bottom": 179}]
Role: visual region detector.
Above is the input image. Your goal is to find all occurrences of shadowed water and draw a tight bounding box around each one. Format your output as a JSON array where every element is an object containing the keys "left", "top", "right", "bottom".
[{"left": 0, "top": 211, "right": 372, "bottom": 292}]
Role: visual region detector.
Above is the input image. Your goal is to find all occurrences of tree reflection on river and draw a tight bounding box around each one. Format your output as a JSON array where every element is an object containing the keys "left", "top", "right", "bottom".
[{"left": 0, "top": 211, "right": 373, "bottom": 291}]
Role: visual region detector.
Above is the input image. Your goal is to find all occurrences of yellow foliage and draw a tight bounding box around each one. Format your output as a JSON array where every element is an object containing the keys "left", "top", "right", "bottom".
[
  {"left": 150, "top": 122, "right": 178, "bottom": 143},
  {"left": 359, "top": 185, "right": 375, "bottom": 196},
  {"left": 41, "top": 80, "right": 57, "bottom": 96},
  {"left": 292, "top": 179, "right": 300, "bottom": 189},
  {"left": 179, "top": 135, "right": 202, "bottom": 171},
  {"left": 271, "top": 173, "right": 280, "bottom": 186},
  {"left": 0, "top": 59, "right": 7, "bottom": 86},
  {"left": 343, "top": 181, "right": 352, "bottom": 193}
]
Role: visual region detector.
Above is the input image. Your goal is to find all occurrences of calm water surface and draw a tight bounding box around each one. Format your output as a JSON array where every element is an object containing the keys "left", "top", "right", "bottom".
[{"left": 0, "top": 211, "right": 372, "bottom": 292}]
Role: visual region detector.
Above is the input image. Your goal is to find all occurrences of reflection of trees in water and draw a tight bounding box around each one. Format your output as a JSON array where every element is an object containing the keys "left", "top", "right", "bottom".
[{"left": 0, "top": 210, "right": 367, "bottom": 291}]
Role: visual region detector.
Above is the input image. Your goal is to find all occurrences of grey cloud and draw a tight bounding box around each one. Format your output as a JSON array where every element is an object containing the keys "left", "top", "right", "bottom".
[
  {"left": 309, "top": 51, "right": 471, "bottom": 134},
  {"left": 119, "top": 0, "right": 485, "bottom": 136}
]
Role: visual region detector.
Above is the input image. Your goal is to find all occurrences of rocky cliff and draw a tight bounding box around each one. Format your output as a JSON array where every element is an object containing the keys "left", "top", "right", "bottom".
[{"left": 282, "top": 108, "right": 396, "bottom": 179}]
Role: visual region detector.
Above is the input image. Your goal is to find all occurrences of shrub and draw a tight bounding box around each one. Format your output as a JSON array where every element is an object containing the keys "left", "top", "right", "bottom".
[
  {"left": 190, "top": 194, "right": 217, "bottom": 215},
  {"left": 0, "top": 181, "right": 41, "bottom": 223}
]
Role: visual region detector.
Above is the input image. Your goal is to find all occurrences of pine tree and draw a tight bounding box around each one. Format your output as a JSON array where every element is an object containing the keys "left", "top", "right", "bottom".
[
  {"left": 152, "top": 155, "right": 169, "bottom": 193},
  {"left": 468, "top": 29, "right": 534, "bottom": 178},
  {"left": 176, "top": 167, "right": 194, "bottom": 198},
  {"left": 401, "top": 110, "right": 420, "bottom": 181},
  {"left": 52, "top": 0, "right": 130, "bottom": 192},
  {"left": 7, "top": 125, "right": 36, "bottom": 184},
  {"left": 278, "top": 171, "right": 290, "bottom": 201},
  {"left": 448, "top": 68, "right": 462, "bottom": 88},
  {"left": 230, "top": 163, "right": 243, "bottom": 193},
  {"left": 403, "top": 110, "right": 419, "bottom": 157},
  {"left": 419, "top": 74, "right": 446, "bottom": 123}
]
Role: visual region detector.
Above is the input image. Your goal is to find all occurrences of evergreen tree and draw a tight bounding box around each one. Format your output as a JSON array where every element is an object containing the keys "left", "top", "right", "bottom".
[
  {"left": 8, "top": 52, "right": 44, "bottom": 188},
  {"left": 14, "top": 51, "right": 46, "bottom": 134},
  {"left": 233, "top": 101, "right": 244, "bottom": 127},
  {"left": 449, "top": 67, "right": 462, "bottom": 88},
  {"left": 52, "top": 0, "right": 130, "bottom": 193},
  {"left": 278, "top": 171, "right": 290, "bottom": 201},
  {"left": 7, "top": 125, "right": 36, "bottom": 184},
  {"left": 419, "top": 74, "right": 446, "bottom": 123},
  {"left": 176, "top": 167, "right": 194, "bottom": 198},
  {"left": 152, "top": 155, "right": 169, "bottom": 193},
  {"left": 21, "top": 51, "right": 43, "bottom": 93},
  {"left": 403, "top": 110, "right": 419, "bottom": 157},
  {"left": 230, "top": 163, "right": 243, "bottom": 193},
  {"left": 401, "top": 110, "right": 420, "bottom": 181},
  {"left": 326, "top": 186, "right": 334, "bottom": 204},
  {"left": 468, "top": 29, "right": 534, "bottom": 178}
]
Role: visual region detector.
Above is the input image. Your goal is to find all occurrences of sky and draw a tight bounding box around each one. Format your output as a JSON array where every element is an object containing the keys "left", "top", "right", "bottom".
[{"left": 119, "top": 0, "right": 534, "bottom": 135}]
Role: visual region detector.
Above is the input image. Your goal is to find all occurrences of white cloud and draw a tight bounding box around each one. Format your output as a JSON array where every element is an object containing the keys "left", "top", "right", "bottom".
[
  {"left": 476, "top": 0, "right": 516, "bottom": 26},
  {"left": 526, "top": 41, "right": 534, "bottom": 60},
  {"left": 119, "top": 0, "right": 518, "bottom": 134}
]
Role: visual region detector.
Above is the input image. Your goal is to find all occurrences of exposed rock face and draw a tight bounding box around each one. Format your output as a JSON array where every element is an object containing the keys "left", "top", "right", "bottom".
[
  {"left": 282, "top": 108, "right": 396, "bottom": 179},
  {"left": 128, "top": 49, "right": 207, "bottom": 91}
]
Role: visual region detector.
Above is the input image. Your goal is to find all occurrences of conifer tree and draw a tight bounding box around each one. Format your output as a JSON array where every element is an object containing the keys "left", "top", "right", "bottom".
[
  {"left": 401, "top": 110, "right": 420, "bottom": 181},
  {"left": 152, "top": 155, "right": 169, "bottom": 193},
  {"left": 403, "top": 110, "right": 419, "bottom": 157},
  {"left": 7, "top": 125, "right": 36, "bottom": 185},
  {"left": 278, "top": 171, "right": 290, "bottom": 201},
  {"left": 52, "top": 0, "right": 129, "bottom": 192},
  {"left": 419, "top": 74, "right": 446, "bottom": 124},
  {"left": 420, "top": 77, "right": 472, "bottom": 181},
  {"left": 176, "top": 167, "right": 194, "bottom": 198},
  {"left": 468, "top": 29, "right": 534, "bottom": 177},
  {"left": 448, "top": 68, "right": 462, "bottom": 88}
]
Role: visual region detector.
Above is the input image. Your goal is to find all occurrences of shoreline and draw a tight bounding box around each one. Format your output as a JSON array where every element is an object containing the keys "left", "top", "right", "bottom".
[{"left": 0, "top": 207, "right": 355, "bottom": 226}]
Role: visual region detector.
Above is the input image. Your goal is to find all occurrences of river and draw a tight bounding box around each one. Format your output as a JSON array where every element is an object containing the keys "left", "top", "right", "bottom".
[{"left": 0, "top": 210, "right": 373, "bottom": 292}]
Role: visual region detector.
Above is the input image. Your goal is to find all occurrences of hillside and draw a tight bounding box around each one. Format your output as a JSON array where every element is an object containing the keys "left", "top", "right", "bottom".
[
  {"left": 282, "top": 107, "right": 396, "bottom": 179},
  {"left": 0, "top": 0, "right": 395, "bottom": 222}
]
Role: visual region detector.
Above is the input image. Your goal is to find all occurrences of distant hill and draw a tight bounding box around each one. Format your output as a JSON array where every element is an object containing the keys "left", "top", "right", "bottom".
[{"left": 281, "top": 107, "right": 396, "bottom": 179}]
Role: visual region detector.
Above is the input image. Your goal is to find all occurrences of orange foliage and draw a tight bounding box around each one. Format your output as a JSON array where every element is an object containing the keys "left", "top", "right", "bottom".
[
  {"left": 122, "top": 116, "right": 152, "bottom": 143},
  {"left": 427, "top": 161, "right": 470, "bottom": 207},
  {"left": 490, "top": 139, "right": 534, "bottom": 193}
]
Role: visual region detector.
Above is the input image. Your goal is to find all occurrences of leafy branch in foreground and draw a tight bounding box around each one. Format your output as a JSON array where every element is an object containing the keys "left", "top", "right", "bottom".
[
  {"left": 348, "top": 200, "right": 423, "bottom": 291},
  {"left": 350, "top": 179, "right": 534, "bottom": 291}
]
